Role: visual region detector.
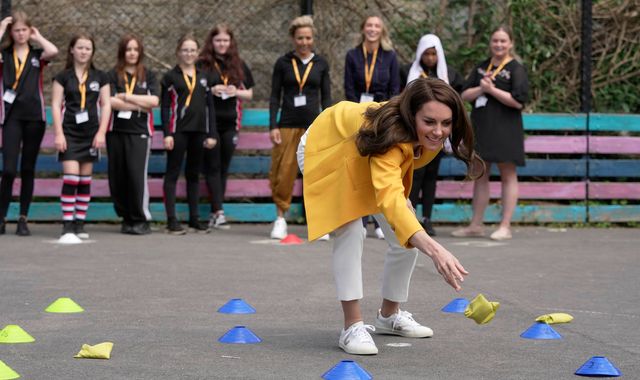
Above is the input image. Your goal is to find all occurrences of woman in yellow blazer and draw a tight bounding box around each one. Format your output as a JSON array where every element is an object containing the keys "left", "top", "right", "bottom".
[{"left": 298, "top": 78, "right": 481, "bottom": 355}]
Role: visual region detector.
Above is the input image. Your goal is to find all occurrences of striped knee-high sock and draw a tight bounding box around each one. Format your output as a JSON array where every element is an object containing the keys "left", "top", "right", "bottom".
[
  {"left": 75, "top": 176, "right": 92, "bottom": 221},
  {"left": 61, "top": 174, "right": 79, "bottom": 221}
]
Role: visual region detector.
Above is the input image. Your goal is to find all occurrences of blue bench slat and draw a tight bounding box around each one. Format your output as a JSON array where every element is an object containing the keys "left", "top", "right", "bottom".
[
  {"left": 439, "top": 157, "right": 587, "bottom": 177},
  {"left": 590, "top": 160, "right": 640, "bottom": 178},
  {"left": 522, "top": 113, "right": 586, "bottom": 131},
  {"left": 589, "top": 205, "right": 640, "bottom": 222}
]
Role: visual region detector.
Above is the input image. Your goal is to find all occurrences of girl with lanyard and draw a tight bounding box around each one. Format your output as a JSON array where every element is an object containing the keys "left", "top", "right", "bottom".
[
  {"left": 198, "top": 24, "right": 254, "bottom": 230},
  {"left": 453, "top": 26, "right": 529, "bottom": 241},
  {"left": 400, "top": 34, "right": 464, "bottom": 236},
  {"left": 344, "top": 15, "right": 400, "bottom": 240},
  {"left": 268, "top": 15, "right": 331, "bottom": 240},
  {"left": 107, "top": 34, "right": 159, "bottom": 235},
  {"left": 51, "top": 33, "right": 111, "bottom": 242},
  {"left": 297, "top": 78, "right": 481, "bottom": 355},
  {"left": 0, "top": 11, "right": 58, "bottom": 236},
  {"left": 160, "top": 33, "right": 217, "bottom": 235}
]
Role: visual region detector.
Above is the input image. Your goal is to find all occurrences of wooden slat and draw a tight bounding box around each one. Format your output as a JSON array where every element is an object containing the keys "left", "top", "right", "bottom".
[
  {"left": 589, "top": 182, "right": 640, "bottom": 199},
  {"left": 522, "top": 113, "right": 586, "bottom": 131},
  {"left": 440, "top": 157, "right": 587, "bottom": 177},
  {"left": 589, "top": 205, "right": 640, "bottom": 222},
  {"left": 589, "top": 114, "right": 640, "bottom": 132},
  {"left": 435, "top": 181, "right": 586, "bottom": 199},
  {"left": 590, "top": 159, "right": 640, "bottom": 178},
  {"left": 589, "top": 136, "right": 640, "bottom": 155},
  {"left": 524, "top": 136, "right": 586, "bottom": 154}
]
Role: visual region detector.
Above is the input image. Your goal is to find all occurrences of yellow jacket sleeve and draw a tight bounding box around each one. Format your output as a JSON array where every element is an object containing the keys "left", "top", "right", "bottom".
[{"left": 370, "top": 146, "right": 424, "bottom": 248}]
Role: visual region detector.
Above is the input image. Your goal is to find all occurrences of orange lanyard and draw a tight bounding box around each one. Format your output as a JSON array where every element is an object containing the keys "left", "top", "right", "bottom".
[
  {"left": 123, "top": 73, "right": 137, "bottom": 95},
  {"left": 362, "top": 45, "right": 378, "bottom": 93},
  {"left": 182, "top": 70, "right": 196, "bottom": 107},
  {"left": 420, "top": 71, "right": 428, "bottom": 78},
  {"left": 486, "top": 58, "right": 509, "bottom": 79},
  {"left": 78, "top": 70, "right": 88, "bottom": 110},
  {"left": 291, "top": 58, "right": 313, "bottom": 94},
  {"left": 213, "top": 62, "right": 228, "bottom": 86},
  {"left": 12, "top": 47, "right": 30, "bottom": 90}
]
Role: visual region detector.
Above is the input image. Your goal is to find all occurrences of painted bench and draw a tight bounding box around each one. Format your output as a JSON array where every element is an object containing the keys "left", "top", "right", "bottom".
[{"left": 1, "top": 109, "right": 639, "bottom": 223}]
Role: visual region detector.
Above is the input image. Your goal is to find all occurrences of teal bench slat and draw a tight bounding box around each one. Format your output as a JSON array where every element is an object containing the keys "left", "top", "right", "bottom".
[
  {"left": 590, "top": 160, "right": 640, "bottom": 177},
  {"left": 522, "top": 113, "right": 586, "bottom": 131},
  {"left": 589, "top": 205, "right": 640, "bottom": 222},
  {"left": 589, "top": 114, "right": 640, "bottom": 132}
]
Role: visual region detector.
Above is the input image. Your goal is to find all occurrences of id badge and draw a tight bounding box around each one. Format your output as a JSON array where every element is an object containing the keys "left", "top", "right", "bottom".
[
  {"left": 475, "top": 95, "right": 488, "bottom": 108},
  {"left": 359, "top": 93, "right": 374, "bottom": 103},
  {"left": 118, "top": 110, "right": 132, "bottom": 119},
  {"left": 75, "top": 111, "right": 89, "bottom": 124},
  {"left": 89, "top": 147, "right": 100, "bottom": 159},
  {"left": 3, "top": 89, "right": 16, "bottom": 104},
  {"left": 294, "top": 94, "right": 307, "bottom": 107}
]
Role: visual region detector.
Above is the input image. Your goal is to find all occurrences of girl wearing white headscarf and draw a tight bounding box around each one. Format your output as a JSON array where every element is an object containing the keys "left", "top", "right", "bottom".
[{"left": 401, "top": 34, "right": 463, "bottom": 236}]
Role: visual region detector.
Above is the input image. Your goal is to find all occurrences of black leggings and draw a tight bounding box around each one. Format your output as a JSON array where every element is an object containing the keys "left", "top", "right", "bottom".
[
  {"left": 409, "top": 152, "right": 443, "bottom": 220},
  {"left": 0, "top": 119, "right": 45, "bottom": 218},
  {"left": 203, "top": 128, "right": 237, "bottom": 213},
  {"left": 163, "top": 131, "right": 205, "bottom": 220}
]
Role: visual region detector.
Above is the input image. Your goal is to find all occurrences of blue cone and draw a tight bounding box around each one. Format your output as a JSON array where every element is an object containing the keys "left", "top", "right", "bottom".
[
  {"left": 441, "top": 298, "right": 470, "bottom": 313},
  {"left": 218, "top": 326, "right": 261, "bottom": 344},
  {"left": 218, "top": 298, "right": 256, "bottom": 314},
  {"left": 322, "top": 360, "right": 372, "bottom": 380},
  {"left": 520, "top": 322, "right": 562, "bottom": 340},
  {"left": 575, "top": 356, "right": 622, "bottom": 377}
]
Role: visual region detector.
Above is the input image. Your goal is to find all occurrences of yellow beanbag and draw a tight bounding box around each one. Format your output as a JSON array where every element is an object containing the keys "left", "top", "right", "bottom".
[
  {"left": 74, "top": 342, "right": 114, "bottom": 359},
  {"left": 535, "top": 313, "right": 574, "bottom": 324},
  {"left": 464, "top": 294, "right": 500, "bottom": 324}
]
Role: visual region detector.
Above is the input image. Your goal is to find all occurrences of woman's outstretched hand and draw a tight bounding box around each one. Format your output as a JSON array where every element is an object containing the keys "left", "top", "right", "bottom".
[{"left": 409, "top": 230, "right": 468, "bottom": 290}]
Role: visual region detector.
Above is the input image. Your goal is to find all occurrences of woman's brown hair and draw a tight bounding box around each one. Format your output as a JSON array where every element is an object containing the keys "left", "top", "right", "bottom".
[
  {"left": 198, "top": 24, "right": 244, "bottom": 85},
  {"left": 115, "top": 34, "right": 146, "bottom": 86},
  {"left": 356, "top": 77, "right": 483, "bottom": 178},
  {"left": 175, "top": 32, "right": 199, "bottom": 55},
  {"left": 65, "top": 32, "right": 96, "bottom": 70}
]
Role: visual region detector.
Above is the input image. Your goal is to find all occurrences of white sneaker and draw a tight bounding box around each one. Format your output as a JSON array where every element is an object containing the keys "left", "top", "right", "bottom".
[
  {"left": 362, "top": 227, "right": 367, "bottom": 239},
  {"left": 374, "top": 309, "right": 433, "bottom": 338},
  {"left": 374, "top": 227, "right": 385, "bottom": 240},
  {"left": 338, "top": 321, "right": 378, "bottom": 355},
  {"left": 270, "top": 217, "right": 287, "bottom": 239},
  {"left": 210, "top": 213, "right": 230, "bottom": 230},
  {"left": 318, "top": 233, "right": 330, "bottom": 241}
]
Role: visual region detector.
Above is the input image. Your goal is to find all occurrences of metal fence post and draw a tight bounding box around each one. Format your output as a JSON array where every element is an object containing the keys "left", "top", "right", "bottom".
[
  {"left": 301, "top": 0, "right": 313, "bottom": 15},
  {"left": 581, "top": 0, "right": 592, "bottom": 222},
  {"left": 1, "top": 0, "right": 11, "bottom": 18}
]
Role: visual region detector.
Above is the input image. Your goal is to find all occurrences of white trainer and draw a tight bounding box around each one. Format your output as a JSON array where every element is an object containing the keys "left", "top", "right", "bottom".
[
  {"left": 318, "top": 233, "right": 330, "bottom": 241},
  {"left": 211, "top": 213, "right": 230, "bottom": 230},
  {"left": 374, "top": 227, "right": 385, "bottom": 240},
  {"left": 362, "top": 227, "right": 367, "bottom": 239},
  {"left": 374, "top": 309, "right": 433, "bottom": 338},
  {"left": 338, "top": 321, "right": 378, "bottom": 355},
  {"left": 270, "top": 217, "right": 287, "bottom": 239}
]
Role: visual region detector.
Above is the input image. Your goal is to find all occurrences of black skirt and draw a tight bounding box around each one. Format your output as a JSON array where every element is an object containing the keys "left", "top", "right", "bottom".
[{"left": 58, "top": 133, "right": 100, "bottom": 162}]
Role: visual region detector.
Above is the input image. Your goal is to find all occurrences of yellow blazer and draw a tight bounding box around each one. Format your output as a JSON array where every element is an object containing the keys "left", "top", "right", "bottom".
[{"left": 303, "top": 101, "right": 440, "bottom": 247}]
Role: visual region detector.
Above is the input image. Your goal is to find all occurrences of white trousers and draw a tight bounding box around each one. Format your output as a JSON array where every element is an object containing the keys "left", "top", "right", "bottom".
[{"left": 333, "top": 214, "right": 419, "bottom": 302}]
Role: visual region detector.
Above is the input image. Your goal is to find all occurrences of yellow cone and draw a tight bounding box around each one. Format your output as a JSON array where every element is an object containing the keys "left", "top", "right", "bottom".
[
  {"left": 464, "top": 294, "right": 500, "bottom": 324},
  {"left": 44, "top": 297, "right": 84, "bottom": 313},
  {"left": 0, "top": 325, "right": 35, "bottom": 344},
  {"left": 535, "top": 312, "right": 574, "bottom": 324},
  {"left": 74, "top": 342, "right": 114, "bottom": 359},
  {"left": 0, "top": 360, "right": 20, "bottom": 380}
]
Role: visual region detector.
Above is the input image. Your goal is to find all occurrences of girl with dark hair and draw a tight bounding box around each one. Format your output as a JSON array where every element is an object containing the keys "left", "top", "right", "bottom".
[
  {"left": 297, "top": 78, "right": 481, "bottom": 355},
  {"left": 344, "top": 14, "right": 400, "bottom": 240},
  {"left": 400, "top": 34, "right": 464, "bottom": 236},
  {"left": 51, "top": 33, "right": 111, "bottom": 243},
  {"left": 0, "top": 11, "right": 58, "bottom": 235},
  {"left": 160, "top": 33, "right": 217, "bottom": 235},
  {"left": 453, "top": 26, "right": 529, "bottom": 241},
  {"left": 198, "top": 24, "right": 254, "bottom": 230},
  {"left": 107, "top": 34, "right": 159, "bottom": 235}
]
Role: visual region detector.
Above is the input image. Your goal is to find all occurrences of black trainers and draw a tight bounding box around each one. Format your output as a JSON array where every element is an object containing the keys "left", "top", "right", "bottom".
[
  {"left": 62, "top": 220, "right": 75, "bottom": 235},
  {"left": 188, "top": 219, "right": 210, "bottom": 234},
  {"left": 421, "top": 218, "right": 437, "bottom": 236},
  {"left": 74, "top": 220, "right": 89, "bottom": 239},
  {"left": 130, "top": 222, "right": 152, "bottom": 235},
  {"left": 121, "top": 221, "right": 133, "bottom": 234},
  {"left": 166, "top": 218, "right": 186, "bottom": 235},
  {"left": 0, "top": 218, "right": 5, "bottom": 235},
  {"left": 16, "top": 216, "right": 31, "bottom": 236}
]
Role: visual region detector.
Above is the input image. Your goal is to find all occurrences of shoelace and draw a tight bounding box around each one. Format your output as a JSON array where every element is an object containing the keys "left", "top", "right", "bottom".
[
  {"left": 349, "top": 324, "right": 376, "bottom": 343},
  {"left": 393, "top": 310, "right": 419, "bottom": 329}
]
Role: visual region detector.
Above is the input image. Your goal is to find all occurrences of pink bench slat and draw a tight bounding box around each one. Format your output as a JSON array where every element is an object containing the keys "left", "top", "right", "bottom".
[
  {"left": 435, "top": 181, "right": 586, "bottom": 199},
  {"left": 15, "top": 178, "right": 302, "bottom": 198},
  {"left": 589, "top": 136, "right": 640, "bottom": 155},
  {"left": 589, "top": 182, "right": 640, "bottom": 199},
  {"left": 524, "top": 136, "right": 586, "bottom": 154}
]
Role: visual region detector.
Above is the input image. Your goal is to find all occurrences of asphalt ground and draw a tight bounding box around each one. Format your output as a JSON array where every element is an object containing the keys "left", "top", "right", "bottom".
[{"left": 1, "top": 223, "right": 638, "bottom": 379}]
